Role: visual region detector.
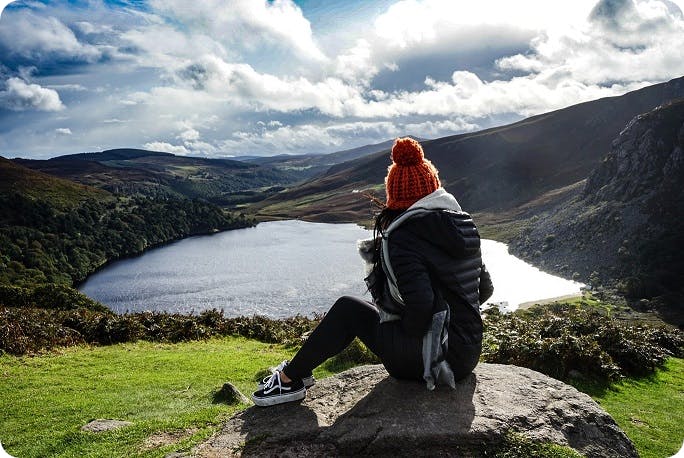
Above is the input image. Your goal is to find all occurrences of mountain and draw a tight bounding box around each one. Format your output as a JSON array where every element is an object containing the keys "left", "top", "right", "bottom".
[
  {"left": 14, "top": 137, "right": 427, "bottom": 210},
  {"left": 54, "top": 148, "right": 175, "bottom": 161},
  {"left": 510, "top": 99, "right": 684, "bottom": 326},
  {"left": 253, "top": 76, "right": 684, "bottom": 222},
  {"left": 14, "top": 148, "right": 303, "bottom": 206}
]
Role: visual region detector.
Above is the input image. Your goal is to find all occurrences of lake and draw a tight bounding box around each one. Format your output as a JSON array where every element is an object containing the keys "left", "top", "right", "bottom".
[{"left": 79, "top": 220, "right": 583, "bottom": 317}]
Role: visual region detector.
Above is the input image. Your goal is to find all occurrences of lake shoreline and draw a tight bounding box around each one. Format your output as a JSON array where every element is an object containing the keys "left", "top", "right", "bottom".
[
  {"left": 73, "top": 223, "right": 257, "bottom": 290},
  {"left": 517, "top": 294, "right": 583, "bottom": 310},
  {"left": 81, "top": 221, "right": 584, "bottom": 317}
]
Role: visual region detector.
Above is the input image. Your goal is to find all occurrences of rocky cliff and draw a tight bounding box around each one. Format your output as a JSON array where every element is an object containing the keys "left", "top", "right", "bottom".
[
  {"left": 510, "top": 99, "right": 684, "bottom": 324},
  {"left": 193, "top": 364, "right": 636, "bottom": 457}
]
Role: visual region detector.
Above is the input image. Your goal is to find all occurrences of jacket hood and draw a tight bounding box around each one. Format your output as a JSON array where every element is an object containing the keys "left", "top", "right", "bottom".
[
  {"left": 357, "top": 188, "right": 466, "bottom": 269},
  {"left": 407, "top": 188, "right": 462, "bottom": 213},
  {"left": 392, "top": 188, "right": 477, "bottom": 259}
]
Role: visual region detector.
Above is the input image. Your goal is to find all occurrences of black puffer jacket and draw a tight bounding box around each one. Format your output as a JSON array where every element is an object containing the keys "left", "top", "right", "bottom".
[{"left": 387, "top": 209, "right": 493, "bottom": 347}]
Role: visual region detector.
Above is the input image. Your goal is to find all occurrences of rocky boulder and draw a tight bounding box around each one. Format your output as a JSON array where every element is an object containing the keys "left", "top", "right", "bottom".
[{"left": 193, "top": 364, "right": 636, "bottom": 457}]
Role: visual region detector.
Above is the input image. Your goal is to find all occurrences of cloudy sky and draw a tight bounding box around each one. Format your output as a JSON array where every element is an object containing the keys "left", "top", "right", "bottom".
[{"left": 1, "top": 0, "right": 684, "bottom": 159}]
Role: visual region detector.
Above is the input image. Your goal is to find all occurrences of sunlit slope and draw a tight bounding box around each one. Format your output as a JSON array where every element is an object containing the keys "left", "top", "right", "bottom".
[
  {"left": 0, "top": 156, "right": 112, "bottom": 208},
  {"left": 255, "top": 76, "right": 684, "bottom": 221}
]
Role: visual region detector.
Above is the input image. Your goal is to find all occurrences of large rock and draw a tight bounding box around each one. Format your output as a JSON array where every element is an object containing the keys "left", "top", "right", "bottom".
[{"left": 193, "top": 364, "right": 636, "bottom": 457}]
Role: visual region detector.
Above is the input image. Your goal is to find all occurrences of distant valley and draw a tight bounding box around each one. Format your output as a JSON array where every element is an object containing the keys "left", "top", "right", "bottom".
[{"left": 12, "top": 137, "right": 417, "bottom": 210}]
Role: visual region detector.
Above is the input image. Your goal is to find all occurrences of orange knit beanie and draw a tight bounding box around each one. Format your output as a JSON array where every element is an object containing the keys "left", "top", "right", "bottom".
[{"left": 385, "top": 137, "right": 441, "bottom": 210}]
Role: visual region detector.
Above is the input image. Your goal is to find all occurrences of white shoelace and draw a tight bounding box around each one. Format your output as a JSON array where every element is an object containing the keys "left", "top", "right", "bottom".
[
  {"left": 262, "top": 371, "right": 283, "bottom": 394},
  {"left": 261, "top": 360, "right": 289, "bottom": 385}
]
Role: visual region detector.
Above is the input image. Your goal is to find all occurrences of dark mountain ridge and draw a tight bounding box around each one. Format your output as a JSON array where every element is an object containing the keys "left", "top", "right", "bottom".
[
  {"left": 53, "top": 148, "right": 174, "bottom": 162},
  {"left": 254, "top": 76, "right": 684, "bottom": 221}
]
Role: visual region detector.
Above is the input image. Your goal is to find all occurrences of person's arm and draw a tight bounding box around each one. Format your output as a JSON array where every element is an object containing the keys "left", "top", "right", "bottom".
[
  {"left": 479, "top": 263, "right": 494, "bottom": 304},
  {"left": 388, "top": 232, "right": 434, "bottom": 337}
]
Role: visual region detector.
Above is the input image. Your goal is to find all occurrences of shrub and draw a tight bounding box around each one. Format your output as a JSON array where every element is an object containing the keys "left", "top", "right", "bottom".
[
  {"left": 482, "top": 303, "right": 683, "bottom": 381},
  {"left": 0, "top": 306, "right": 321, "bottom": 355},
  {"left": 0, "top": 283, "right": 108, "bottom": 312}
]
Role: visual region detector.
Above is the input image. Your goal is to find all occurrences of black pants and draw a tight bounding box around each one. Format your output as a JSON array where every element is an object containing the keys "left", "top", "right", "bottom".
[{"left": 284, "top": 295, "right": 425, "bottom": 382}]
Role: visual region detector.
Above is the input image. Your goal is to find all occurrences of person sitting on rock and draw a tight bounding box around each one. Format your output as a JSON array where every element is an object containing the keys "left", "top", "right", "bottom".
[{"left": 252, "top": 137, "right": 494, "bottom": 407}]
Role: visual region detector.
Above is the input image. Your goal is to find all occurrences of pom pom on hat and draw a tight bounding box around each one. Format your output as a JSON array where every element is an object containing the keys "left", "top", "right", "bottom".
[
  {"left": 385, "top": 137, "right": 441, "bottom": 210},
  {"left": 391, "top": 137, "right": 424, "bottom": 166}
]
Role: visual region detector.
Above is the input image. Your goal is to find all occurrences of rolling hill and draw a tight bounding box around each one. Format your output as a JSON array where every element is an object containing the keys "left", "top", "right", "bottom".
[
  {"left": 0, "top": 157, "right": 254, "bottom": 289},
  {"left": 14, "top": 148, "right": 303, "bottom": 206},
  {"left": 0, "top": 156, "right": 112, "bottom": 208},
  {"left": 13, "top": 140, "right": 416, "bottom": 208},
  {"left": 253, "top": 76, "right": 684, "bottom": 222}
]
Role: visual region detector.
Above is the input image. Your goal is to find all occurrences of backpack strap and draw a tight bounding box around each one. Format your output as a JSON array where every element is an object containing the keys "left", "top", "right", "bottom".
[{"left": 381, "top": 207, "right": 433, "bottom": 305}]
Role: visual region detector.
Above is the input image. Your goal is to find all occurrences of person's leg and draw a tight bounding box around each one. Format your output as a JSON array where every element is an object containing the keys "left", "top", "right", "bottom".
[{"left": 283, "top": 296, "right": 382, "bottom": 381}]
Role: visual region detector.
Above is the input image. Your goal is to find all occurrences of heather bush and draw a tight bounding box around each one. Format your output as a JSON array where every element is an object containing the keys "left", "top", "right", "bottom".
[
  {"left": 482, "top": 303, "right": 683, "bottom": 381},
  {"left": 0, "top": 306, "right": 320, "bottom": 355},
  {"left": 0, "top": 283, "right": 108, "bottom": 312},
  {"left": 3, "top": 298, "right": 682, "bottom": 385}
]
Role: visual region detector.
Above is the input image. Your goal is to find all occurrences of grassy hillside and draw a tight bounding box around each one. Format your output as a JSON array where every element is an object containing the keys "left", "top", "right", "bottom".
[
  {"left": 0, "top": 337, "right": 296, "bottom": 458},
  {"left": 574, "top": 358, "right": 684, "bottom": 458},
  {"left": 14, "top": 148, "right": 304, "bottom": 207},
  {"left": 0, "top": 156, "right": 112, "bottom": 208}
]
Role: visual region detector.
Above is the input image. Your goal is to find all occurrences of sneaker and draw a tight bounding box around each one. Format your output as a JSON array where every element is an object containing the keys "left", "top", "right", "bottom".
[
  {"left": 257, "top": 360, "right": 315, "bottom": 389},
  {"left": 252, "top": 371, "right": 306, "bottom": 407}
]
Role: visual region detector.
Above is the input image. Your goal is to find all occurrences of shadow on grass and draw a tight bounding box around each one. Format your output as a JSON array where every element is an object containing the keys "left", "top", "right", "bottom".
[{"left": 568, "top": 361, "right": 674, "bottom": 397}]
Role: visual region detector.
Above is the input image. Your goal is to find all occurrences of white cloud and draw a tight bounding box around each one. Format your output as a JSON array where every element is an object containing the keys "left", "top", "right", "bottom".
[
  {"left": 373, "top": 0, "right": 595, "bottom": 46},
  {"left": 73, "top": 20, "right": 115, "bottom": 36},
  {"left": 55, "top": 127, "right": 72, "bottom": 135},
  {"left": 0, "top": 10, "right": 101, "bottom": 62},
  {"left": 331, "top": 0, "right": 592, "bottom": 85},
  {"left": 334, "top": 39, "right": 376, "bottom": 84},
  {"left": 147, "top": 0, "right": 326, "bottom": 62},
  {"left": 497, "top": 0, "right": 684, "bottom": 85},
  {"left": 120, "top": 24, "right": 228, "bottom": 68},
  {"left": 403, "top": 118, "right": 479, "bottom": 136},
  {"left": 141, "top": 121, "right": 221, "bottom": 156},
  {"left": 178, "top": 128, "right": 200, "bottom": 142},
  {"left": 0, "top": 77, "right": 64, "bottom": 111},
  {"left": 143, "top": 141, "right": 189, "bottom": 155},
  {"left": 173, "top": 55, "right": 364, "bottom": 116},
  {"left": 222, "top": 118, "right": 478, "bottom": 156}
]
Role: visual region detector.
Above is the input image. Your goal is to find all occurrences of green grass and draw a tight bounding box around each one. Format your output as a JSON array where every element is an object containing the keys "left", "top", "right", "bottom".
[
  {"left": 572, "top": 357, "right": 684, "bottom": 458},
  {"left": 1, "top": 338, "right": 682, "bottom": 458},
  {"left": 0, "top": 337, "right": 318, "bottom": 458}
]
